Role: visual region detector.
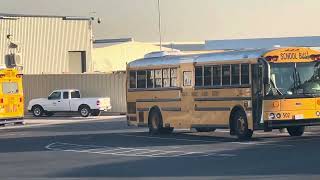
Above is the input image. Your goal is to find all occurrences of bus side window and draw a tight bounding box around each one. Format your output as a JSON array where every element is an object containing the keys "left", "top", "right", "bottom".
[
  {"left": 231, "top": 64, "right": 240, "bottom": 85},
  {"left": 129, "top": 71, "right": 136, "bottom": 88},
  {"left": 155, "top": 69, "right": 162, "bottom": 88},
  {"left": 213, "top": 65, "right": 221, "bottom": 86},
  {"left": 146, "top": 70, "right": 154, "bottom": 88},
  {"left": 222, "top": 65, "right": 231, "bottom": 85},
  {"left": 241, "top": 64, "right": 250, "bottom": 85},
  {"left": 137, "top": 70, "right": 146, "bottom": 88},
  {"left": 170, "top": 68, "right": 177, "bottom": 87},
  {"left": 204, "top": 66, "right": 212, "bottom": 86},
  {"left": 163, "top": 69, "right": 170, "bottom": 87},
  {"left": 195, "top": 66, "right": 203, "bottom": 86}
]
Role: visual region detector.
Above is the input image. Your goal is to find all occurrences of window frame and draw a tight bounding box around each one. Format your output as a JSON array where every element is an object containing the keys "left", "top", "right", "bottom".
[{"left": 48, "top": 91, "right": 62, "bottom": 100}]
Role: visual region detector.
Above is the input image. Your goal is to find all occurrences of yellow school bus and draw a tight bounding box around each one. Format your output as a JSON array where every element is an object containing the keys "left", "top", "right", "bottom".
[
  {"left": 126, "top": 47, "right": 320, "bottom": 139},
  {"left": 0, "top": 68, "right": 24, "bottom": 125}
]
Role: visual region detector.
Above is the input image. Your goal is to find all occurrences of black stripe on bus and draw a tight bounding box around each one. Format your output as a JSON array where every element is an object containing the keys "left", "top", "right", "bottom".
[
  {"left": 194, "top": 107, "right": 230, "bottom": 111},
  {"left": 194, "top": 97, "right": 251, "bottom": 102},
  {"left": 129, "top": 87, "right": 181, "bottom": 92},
  {"left": 137, "top": 108, "right": 149, "bottom": 112},
  {"left": 161, "top": 107, "right": 181, "bottom": 112},
  {"left": 194, "top": 85, "right": 251, "bottom": 90},
  {"left": 136, "top": 98, "right": 181, "bottom": 103}
]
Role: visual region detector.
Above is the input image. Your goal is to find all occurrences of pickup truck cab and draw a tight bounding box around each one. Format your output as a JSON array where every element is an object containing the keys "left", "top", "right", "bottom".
[{"left": 28, "top": 89, "right": 111, "bottom": 117}]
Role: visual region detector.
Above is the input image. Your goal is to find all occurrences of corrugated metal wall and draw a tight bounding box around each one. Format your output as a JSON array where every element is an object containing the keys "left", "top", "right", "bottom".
[
  {"left": 0, "top": 16, "right": 92, "bottom": 74},
  {"left": 23, "top": 72, "right": 127, "bottom": 113}
]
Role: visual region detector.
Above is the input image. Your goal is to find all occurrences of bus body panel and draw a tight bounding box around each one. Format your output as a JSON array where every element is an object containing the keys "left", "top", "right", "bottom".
[{"left": 0, "top": 69, "right": 24, "bottom": 122}]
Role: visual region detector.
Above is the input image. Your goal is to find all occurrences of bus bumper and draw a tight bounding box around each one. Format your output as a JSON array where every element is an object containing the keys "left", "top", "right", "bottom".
[
  {"left": 264, "top": 119, "right": 320, "bottom": 129},
  {"left": 0, "top": 117, "right": 24, "bottom": 125}
]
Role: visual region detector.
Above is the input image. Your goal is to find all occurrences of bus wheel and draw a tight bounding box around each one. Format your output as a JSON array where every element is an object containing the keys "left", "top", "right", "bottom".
[
  {"left": 287, "top": 126, "right": 305, "bottom": 136},
  {"left": 233, "top": 110, "right": 253, "bottom": 140},
  {"left": 32, "top": 105, "right": 44, "bottom": 117},
  {"left": 149, "top": 110, "right": 164, "bottom": 135},
  {"left": 195, "top": 127, "right": 216, "bottom": 132}
]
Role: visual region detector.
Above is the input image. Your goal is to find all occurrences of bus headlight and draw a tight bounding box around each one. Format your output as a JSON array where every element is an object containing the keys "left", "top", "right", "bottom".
[
  {"left": 276, "top": 113, "right": 281, "bottom": 119},
  {"left": 316, "top": 111, "right": 320, "bottom": 117},
  {"left": 269, "top": 113, "right": 276, "bottom": 120}
]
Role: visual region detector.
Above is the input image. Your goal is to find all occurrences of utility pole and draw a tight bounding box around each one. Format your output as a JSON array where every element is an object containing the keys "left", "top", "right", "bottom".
[{"left": 157, "top": 0, "right": 162, "bottom": 51}]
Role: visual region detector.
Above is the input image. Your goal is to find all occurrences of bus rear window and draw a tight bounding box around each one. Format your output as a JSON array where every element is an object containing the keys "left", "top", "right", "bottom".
[{"left": 2, "top": 82, "right": 19, "bottom": 94}]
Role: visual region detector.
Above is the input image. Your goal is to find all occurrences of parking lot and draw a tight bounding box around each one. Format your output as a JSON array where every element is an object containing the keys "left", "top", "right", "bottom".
[{"left": 1, "top": 115, "right": 320, "bottom": 179}]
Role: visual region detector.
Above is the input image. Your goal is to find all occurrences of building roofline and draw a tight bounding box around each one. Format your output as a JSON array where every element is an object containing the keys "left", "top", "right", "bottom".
[{"left": 0, "top": 13, "right": 91, "bottom": 20}]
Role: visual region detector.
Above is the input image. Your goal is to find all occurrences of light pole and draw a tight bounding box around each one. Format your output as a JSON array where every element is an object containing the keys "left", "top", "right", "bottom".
[{"left": 157, "top": 0, "right": 162, "bottom": 51}]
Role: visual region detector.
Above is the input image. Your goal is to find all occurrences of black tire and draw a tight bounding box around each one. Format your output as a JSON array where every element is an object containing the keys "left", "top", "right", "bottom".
[
  {"left": 91, "top": 110, "right": 101, "bottom": 116},
  {"left": 195, "top": 127, "right": 216, "bottom": 132},
  {"left": 232, "top": 110, "right": 253, "bottom": 140},
  {"left": 32, "top": 105, "right": 44, "bottom": 117},
  {"left": 149, "top": 110, "right": 163, "bottom": 134},
  {"left": 287, "top": 126, "right": 305, "bottom": 136},
  {"left": 79, "top": 105, "right": 91, "bottom": 117},
  {"left": 45, "top": 112, "right": 54, "bottom": 117}
]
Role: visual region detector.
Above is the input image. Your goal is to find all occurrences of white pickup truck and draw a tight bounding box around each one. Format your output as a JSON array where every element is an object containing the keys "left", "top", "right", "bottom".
[{"left": 28, "top": 89, "right": 111, "bottom": 117}]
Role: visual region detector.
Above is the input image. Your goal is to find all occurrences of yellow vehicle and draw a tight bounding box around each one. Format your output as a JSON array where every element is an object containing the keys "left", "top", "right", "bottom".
[
  {"left": 126, "top": 47, "right": 320, "bottom": 139},
  {"left": 0, "top": 68, "right": 24, "bottom": 125}
]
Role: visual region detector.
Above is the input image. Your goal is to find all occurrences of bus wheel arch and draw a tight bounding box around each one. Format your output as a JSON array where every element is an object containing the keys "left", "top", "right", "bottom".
[{"left": 229, "top": 105, "right": 253, "bottom": 140}]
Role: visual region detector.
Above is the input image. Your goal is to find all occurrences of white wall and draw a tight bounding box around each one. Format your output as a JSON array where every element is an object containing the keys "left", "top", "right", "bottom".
[{"left": 0, "top": 16, "right": 92, "bottom": 74}]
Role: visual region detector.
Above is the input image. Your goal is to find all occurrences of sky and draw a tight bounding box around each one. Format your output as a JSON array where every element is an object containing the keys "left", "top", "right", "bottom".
[{"left": 1, "top": 0, "right": 320, "bottom": 42}]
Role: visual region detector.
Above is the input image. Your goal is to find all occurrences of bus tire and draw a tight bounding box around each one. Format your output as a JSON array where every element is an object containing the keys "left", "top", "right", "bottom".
[
  {"left": 32, "top": 105, "right": 44, "bottom": 117},
  {"left": 148, "top": 109, "right": 164, "bottom": 135},
  {"left": 79, "top": 105, "right": 91, "bottom": 117},
  {"left": 195, "top": 127, "right": 216, "bottom": 132},
  {"left": 232, "top": 110, "right": 253, "bottom": 140},
  {"left": 287, "top": 126, "right": 305, "bottom": 136},
  {"left": 91, "top": 110, "right": 101, "bottom": 116}
]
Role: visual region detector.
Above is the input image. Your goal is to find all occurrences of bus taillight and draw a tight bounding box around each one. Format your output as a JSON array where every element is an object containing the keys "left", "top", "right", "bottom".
[
  {"left": 0, "top": 98, "right": 4, "bottom": 104},
  {"left": 0, "top": 74, "right": 5, "bottom": 78},
  {"left": 96, "top": 100, "right": 100, "bottom": 106},
  {"left": 19, "top": 97, "right": 23, "bottom": 103}
]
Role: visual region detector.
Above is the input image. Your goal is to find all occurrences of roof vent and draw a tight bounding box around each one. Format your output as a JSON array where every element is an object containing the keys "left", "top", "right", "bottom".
[{"left": 144, "top": 50, "right": 183, "bottom": 58}]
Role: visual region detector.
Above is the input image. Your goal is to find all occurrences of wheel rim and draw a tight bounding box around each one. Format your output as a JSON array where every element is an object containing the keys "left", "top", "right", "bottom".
[
  {"left": 81, "top": 108, "right": 88, "bottom": 116},
  {"left": 237, "top": 116, "right": 246, "bottom": 134},
  {"left": 151, "top": 115, "right": 159, "bottom": 129},
  {"left": 34, "top": 108, "right": 41, "bottom": 116}
]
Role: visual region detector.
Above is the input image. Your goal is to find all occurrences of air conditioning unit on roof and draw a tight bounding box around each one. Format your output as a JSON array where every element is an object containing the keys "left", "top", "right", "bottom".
[{"left": 144, "top": 50, "right": 183, "bottom": 58}]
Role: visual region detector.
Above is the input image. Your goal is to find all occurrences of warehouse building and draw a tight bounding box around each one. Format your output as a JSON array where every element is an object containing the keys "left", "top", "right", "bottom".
[{"left": 0, "top": 13, "right": 93, "bottom": 74}]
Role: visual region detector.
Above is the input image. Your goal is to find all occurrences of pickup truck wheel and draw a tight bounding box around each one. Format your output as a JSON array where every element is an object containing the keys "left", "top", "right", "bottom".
[
  {"left": 91, "top": 110, "right": 101, "bottom": 116},
  {"left": 32, "top": 105, "right": 44, "bottom": 117},
  {"left": 79, "top": 106, "right": 90, "bottom": 117}
]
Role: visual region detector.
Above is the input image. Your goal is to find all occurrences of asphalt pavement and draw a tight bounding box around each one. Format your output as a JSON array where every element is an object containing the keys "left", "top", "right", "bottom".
[{"left": 1, "top": 116, "right": 320, "bottom": 179}]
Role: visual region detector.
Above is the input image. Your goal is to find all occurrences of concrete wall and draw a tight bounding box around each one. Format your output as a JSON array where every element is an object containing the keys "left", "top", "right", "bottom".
[
  {"left": 0, "top": 15, "right": 92, "bottom": 74},
  {"left": 23, "top": 72, "right": 126, "bottom": 113}
]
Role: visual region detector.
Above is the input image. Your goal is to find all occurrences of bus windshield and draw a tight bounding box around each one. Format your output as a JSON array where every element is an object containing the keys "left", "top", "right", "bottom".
[{"left": 268, "top": 62, "right": 320, "bottom": 96}]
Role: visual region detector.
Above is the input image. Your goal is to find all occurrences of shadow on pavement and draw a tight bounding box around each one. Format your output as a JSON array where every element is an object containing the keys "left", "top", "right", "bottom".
[{"left": 51, "top": 135, "right": 320, "bottom": 178}]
